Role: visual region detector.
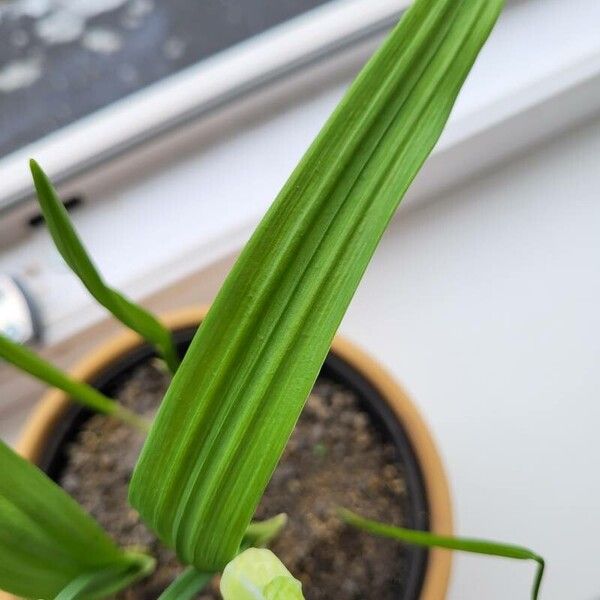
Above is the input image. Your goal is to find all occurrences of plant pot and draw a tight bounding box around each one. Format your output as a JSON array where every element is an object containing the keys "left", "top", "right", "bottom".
[{"left": 7, "top": 307, "right": 452, "bottom": 600}]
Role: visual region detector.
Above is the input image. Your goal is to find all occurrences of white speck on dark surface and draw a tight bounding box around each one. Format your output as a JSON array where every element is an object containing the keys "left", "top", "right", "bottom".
[
  {"left": 82, "top": 28, "right": 122, "bottom": 54},
  {"left": 1, "top": 0, "right": 50, "bottom": 19},
  {"left": 120, "top": 0, "right": 153, "bottom": 29},
  {"left": 163, "top": 37, "right": 185, "bottom": 61},
  {"left": 120, "top": 13, "right": 141, "bottom": 30},
  {"left": 35, "top": 10, "right": 84, "bottom": 44},
  {"left": 0, "top": 55, "right": 42, "bottom": 92},
  {"left": 61, "top": 0, "right": 129, "bottom": 19},
  {"left": 0, "top": 0, "right": 335, "bottom": 158},
  {"left": 127, "top": 0, "right": 153, "bottom": 20}
]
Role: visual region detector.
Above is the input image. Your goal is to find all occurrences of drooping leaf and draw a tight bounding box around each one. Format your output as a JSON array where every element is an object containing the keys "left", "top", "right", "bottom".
[
  {"left": 339, "top": 509, "right": 545, "bottom": 600},
  {"left": 157, "top": 567, "right": 213, "bottom": 600},
  {"left": 0, "top": 440, "right": 154, "bottom": 599},
  {"left": 29, "top": 159, "right": 179, "bottom": 373},
  {"left": 130, "top": 0, "right": 504, "bottom": 571},
  {"left": 0, "top": 333, "right": 149, "bottom": 432},
  {"left": 220, "top": 548, "right": 304, "bottom": 600}
]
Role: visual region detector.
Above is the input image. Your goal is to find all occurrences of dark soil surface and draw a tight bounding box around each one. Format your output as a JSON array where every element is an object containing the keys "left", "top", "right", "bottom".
[{"left": 59, "top": 360, "right": 412, "bottom": 599}]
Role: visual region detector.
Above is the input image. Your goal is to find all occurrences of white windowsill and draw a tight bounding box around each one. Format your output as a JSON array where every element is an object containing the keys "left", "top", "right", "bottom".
[{"left": 0, "top": 0, "right": 598, "bottom": 347}]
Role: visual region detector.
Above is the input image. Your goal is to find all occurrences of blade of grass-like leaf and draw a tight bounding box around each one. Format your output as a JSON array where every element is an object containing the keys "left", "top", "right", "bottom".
[
  {"left": 0, "top": 439, "right": 154, "bottom": 599},
  {"left": 130, "top": 0, "right": 504, "bottom": 571},
  {"left": 242, "top": 514, "right": 288, "bottom": 549},
  {"left": 157, "top": 567, "right": 213, "bottom": 600},
  {"left": 29, "top": 159, "right": 179, "bottom": 373},
  {"left": 339, "top": 509, "right": 545, "bottom": 600},
  {"left": 55, "top": 553, "right": 155, "bottom": 600},
  {"left": 0, "top": 333, "right": 149, "bottom": 432}
]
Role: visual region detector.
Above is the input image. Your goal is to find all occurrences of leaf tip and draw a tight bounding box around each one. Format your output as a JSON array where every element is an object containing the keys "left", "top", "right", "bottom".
[{"left": 29, "top": 157, "right": 41, "bottom": 176}]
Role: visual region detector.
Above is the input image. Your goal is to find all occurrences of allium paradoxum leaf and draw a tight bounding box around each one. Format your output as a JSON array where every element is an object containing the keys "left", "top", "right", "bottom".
[
  {"left": 29, "top": 160, "right": 179, "bottom": 373},
  {"left": 129, "top": 0, "right": 504, "bottom": 571},
  {"left": 0, "top": 440, "right": 154, "bottom": 599}
]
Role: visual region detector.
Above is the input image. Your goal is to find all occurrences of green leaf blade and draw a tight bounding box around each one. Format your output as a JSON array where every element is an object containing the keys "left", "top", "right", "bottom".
[
  {"left": 55, "top": 553, "right": 155, "bottom": 600},
  {"left": 0, "top": 333, "right": 149, "bottom": 431},
  {"left": 339, "top": 509, "right": 545, "bottom": 600},
  {"left": 130, "top": 0, "right": 504, "bottom": 571},
  {"left": 242, "top": 514, "right": 288, "bottom": 550},
  {"left": 0, "top": 440, "right": 153, "bottom": 599},
  {"left": 157, "top": 567, "right": 212, "bottom": 600},
  {"left": 28, "top": 159, "right": 179, "bottom": 373}
]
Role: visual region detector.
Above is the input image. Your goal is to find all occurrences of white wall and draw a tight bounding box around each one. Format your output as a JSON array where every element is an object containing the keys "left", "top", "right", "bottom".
[{"left": 342, "top": 115, "right": 600, "bottom": 600}]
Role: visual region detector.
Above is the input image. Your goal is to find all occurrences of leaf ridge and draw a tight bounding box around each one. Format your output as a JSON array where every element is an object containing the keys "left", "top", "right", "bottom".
[{"left": 130, "top": 0, "right": 504, "bottom": 571}]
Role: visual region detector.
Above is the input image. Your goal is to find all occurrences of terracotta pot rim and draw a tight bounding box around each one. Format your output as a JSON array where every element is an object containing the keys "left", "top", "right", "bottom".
[{"left": 15, "top": 306, "right": 453, "bottom": 600}]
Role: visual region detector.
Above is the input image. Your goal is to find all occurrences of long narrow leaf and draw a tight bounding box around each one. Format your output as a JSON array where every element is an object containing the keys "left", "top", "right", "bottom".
[
  {"left": 55, "top": 555, "right": 155, "bottom": 600},
  {"left": 29, "top": 159, "right": 179, "bottom": 373},
  {"left": 0, "top": 333, "right": 149, "bottom": 432},
  {"left": 157, "top": 567, "right": 213, "bottom": 600},
  {"left": 242, "top": 514, "right": 288, "bottom": 549},
  {"left": 0, "top": 440, "right": 154, "bottom": 599},
  {"left": 130, "top": 0, "right": 504, "bottom": 571},
  {"left": 339, "top": 509, "right": 545, "bottom": 600}
]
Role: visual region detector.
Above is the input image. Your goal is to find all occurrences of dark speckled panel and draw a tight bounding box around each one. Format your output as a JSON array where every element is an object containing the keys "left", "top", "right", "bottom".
[{"left": 0, "top": 0, "right": 335, "bottom": 159}]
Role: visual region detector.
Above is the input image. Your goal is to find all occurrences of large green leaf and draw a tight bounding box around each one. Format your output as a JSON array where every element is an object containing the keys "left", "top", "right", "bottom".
[
  {"left": 0, "top": 440, "right": 154, "bottom": 599},
  {"left": 339, "top": 509, "right": 545, "bottom": 600},
  {"left": 0, "top": 333, "right": 149, "bottom": 432},
  {"left": 29, "top": 160, "right": 179, "bottom": 373},
  {"left": 130, "top": 0, "right": 504, "bottom": 571}
]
